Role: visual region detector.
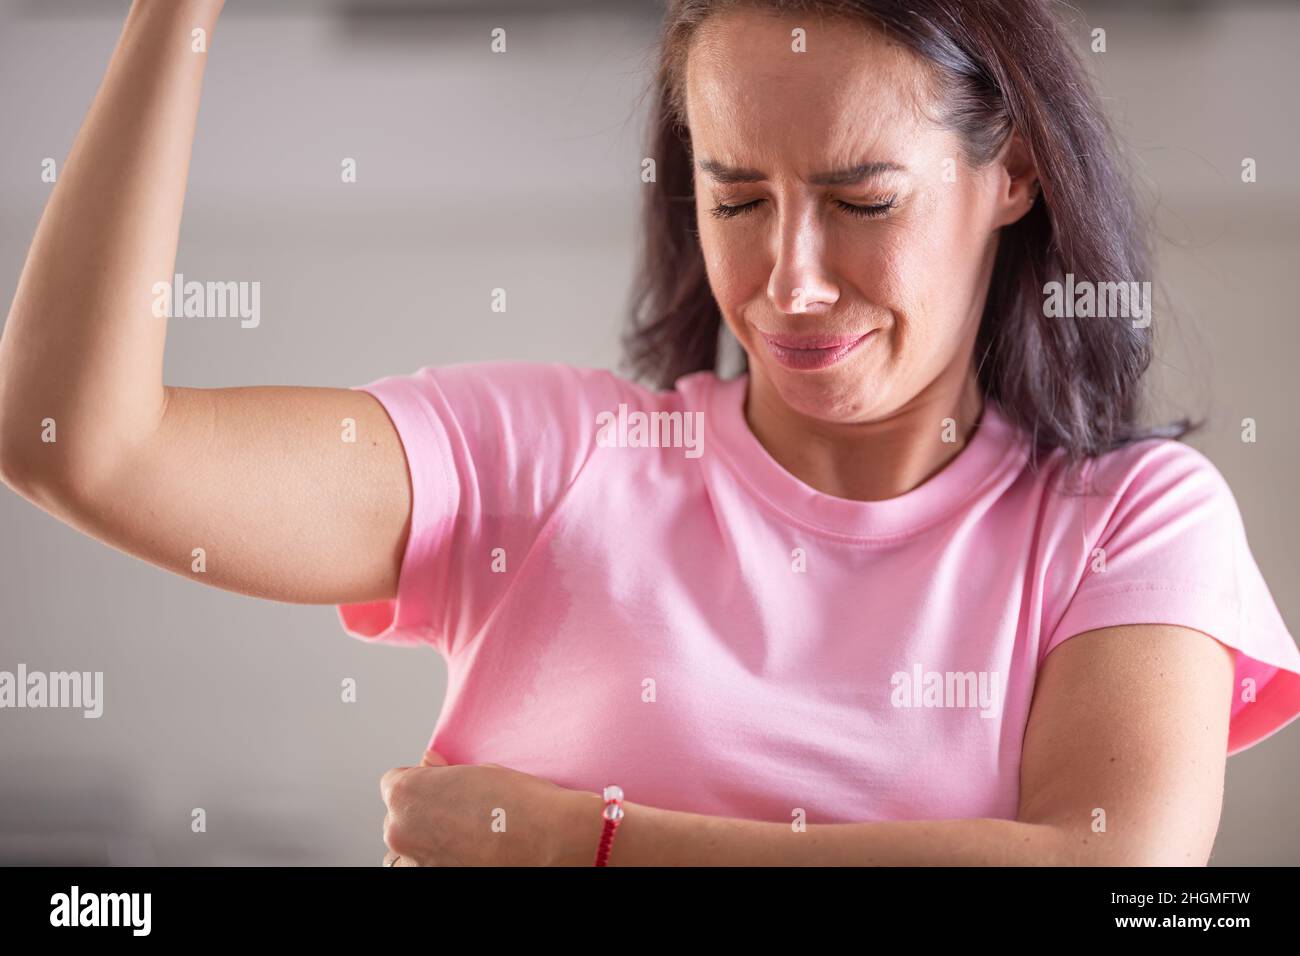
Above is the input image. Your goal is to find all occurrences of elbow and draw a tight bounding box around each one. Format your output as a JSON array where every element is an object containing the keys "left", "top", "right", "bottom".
[
  {"left": 1023, "top": 819, "right": 1212, "bottom": 867},
  {"left": 0, "top": 439, "right": 66, "bottom": 510},
  {"left": 0, "top": 418, "right": 110, "bottom": 513},
  {"left": 1102, "top": 821, "right": 1218, "bottom": 867},
  {"left": 1129, "top": 843, "right": 1213, "bottom": 867},
  {"left": 0, "top": 423, "right": 39, "bottom": 497},
  {"left": 0, "top": 383, "right": 46, "bottom": 495},
  {"left": 1058, "top": 829, "right": 1212, "bottom": 868},
  {"left": 1, "top": 389, "right": 164, "bottom": 513},
  {"left": 0, "top": 410, "right": 55, "bottom": 500}
]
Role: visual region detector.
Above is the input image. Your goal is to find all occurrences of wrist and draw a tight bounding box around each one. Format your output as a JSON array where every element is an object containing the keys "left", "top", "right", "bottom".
[{"left": 548, "top": 788, "right": 608, "bottom": 866}]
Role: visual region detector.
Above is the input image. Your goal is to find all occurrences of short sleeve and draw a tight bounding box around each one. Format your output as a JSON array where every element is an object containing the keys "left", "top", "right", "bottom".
[
  {"left": 335, "top": 361, "right": 622, "bottom": 656},
  {"left": 1041, "top": 440, "right": 1300, "bottom": 756}
]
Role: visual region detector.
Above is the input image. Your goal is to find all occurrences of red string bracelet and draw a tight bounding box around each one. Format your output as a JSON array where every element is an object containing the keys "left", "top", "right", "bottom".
[{"left": 593, "top": 784, "right": 624, "bottom": 866}]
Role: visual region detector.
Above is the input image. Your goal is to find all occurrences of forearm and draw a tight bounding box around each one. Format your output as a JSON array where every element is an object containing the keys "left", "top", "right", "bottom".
[
  {"left": 0, "top": 0, "right": 224, "bottom": 487},
  {"left": 560, "top": 791, "right": 1083, "bottom": 866}
]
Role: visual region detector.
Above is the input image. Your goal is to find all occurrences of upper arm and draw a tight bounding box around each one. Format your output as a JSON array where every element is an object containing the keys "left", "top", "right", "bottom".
[
  {"left": 3, "top": 383, "right": 413, "bottom": 606},
  {"left": 1017, "top": 623, "right": 1235, "bottom": 866}
]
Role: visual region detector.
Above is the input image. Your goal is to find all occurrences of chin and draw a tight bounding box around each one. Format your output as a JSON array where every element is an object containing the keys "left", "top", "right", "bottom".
[{"left": 759, "top": 358, "right": 882, "bottom": 426}]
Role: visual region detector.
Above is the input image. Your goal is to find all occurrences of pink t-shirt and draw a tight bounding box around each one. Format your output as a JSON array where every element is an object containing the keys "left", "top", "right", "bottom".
[{"left": 337, "top": 361, "right": 1300, "bottom": 823}]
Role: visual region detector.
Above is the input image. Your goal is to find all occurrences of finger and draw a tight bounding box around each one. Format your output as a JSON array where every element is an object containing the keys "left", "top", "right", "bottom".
[
  {"left": 383, "top": 849, "right": 418, "bottom": 867},
  {"left": 420, "top": 747, "right": 449, "bottom": 768},
  {"left": 379, "top": 765, "right": 415, "bottom": 804}
]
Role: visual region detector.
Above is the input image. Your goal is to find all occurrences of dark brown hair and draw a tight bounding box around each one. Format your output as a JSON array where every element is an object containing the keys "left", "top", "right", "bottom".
[{"left": 623, "top": 0, "right": 1202, "bottom": 475}]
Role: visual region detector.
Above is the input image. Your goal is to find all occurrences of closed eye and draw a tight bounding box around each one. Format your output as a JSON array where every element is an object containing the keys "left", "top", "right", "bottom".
[
  {"left": 834, "top": 197, "right": 897, "bottom": 219},
  {"left": 708, "top": 196, "right": 898, "bottom": 220},
  {"left": 709, "top": 200, "right": 762, "bottom": 220}
]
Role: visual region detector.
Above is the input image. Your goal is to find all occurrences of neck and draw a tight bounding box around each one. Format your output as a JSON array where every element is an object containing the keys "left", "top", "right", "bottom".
[{"left": 743, "top": 369, "right": 986, "bottom": 502}]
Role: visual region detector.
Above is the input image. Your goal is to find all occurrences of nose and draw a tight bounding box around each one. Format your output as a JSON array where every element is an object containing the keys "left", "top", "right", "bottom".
[{"left": 766, "top": 205, "right": 839, "bottom": 315}]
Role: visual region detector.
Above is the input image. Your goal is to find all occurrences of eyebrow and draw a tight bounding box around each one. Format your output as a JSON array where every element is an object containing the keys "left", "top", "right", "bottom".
[{"left": 697, "top": 158, "right": 908, "bottom": 186}]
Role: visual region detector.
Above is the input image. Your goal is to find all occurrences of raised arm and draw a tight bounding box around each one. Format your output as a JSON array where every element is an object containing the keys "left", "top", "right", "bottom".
[{"left": 0, "top": 0, "right": 412, "bottom": 606}]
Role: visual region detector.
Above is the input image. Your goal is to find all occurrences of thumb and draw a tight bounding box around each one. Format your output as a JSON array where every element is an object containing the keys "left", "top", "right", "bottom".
[{"left": 420, "top": 746, "right": 449, "bottom": 768}]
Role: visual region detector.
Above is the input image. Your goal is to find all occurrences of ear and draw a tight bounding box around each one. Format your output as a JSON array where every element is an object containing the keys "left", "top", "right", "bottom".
[{"left": 989, "top": 130, "right": 1039, "bottom": 229}]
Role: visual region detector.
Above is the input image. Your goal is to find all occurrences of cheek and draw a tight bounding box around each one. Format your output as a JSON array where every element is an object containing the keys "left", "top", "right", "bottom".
[
  {"left": 858, "top": 191, "right": 983, "bottom": 330},
  {"left": 919, "top": 182, "right": 998, "bottom": 295},
  {"left": 842, "top": 233, "right": 908, "bottom": 304},
  {"left": 700, "top": 224, "right": 764, "bottom": 312}
]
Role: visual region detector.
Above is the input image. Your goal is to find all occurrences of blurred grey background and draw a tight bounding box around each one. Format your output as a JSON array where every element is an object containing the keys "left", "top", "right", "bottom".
[{"left": 0, "top": 0, "right": 1296, "bottom": 865}]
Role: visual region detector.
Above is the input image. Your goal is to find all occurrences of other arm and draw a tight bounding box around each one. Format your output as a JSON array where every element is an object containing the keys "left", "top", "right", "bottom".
[{"left": 554, "top": 624, "right": 1234, "bottom": 865}]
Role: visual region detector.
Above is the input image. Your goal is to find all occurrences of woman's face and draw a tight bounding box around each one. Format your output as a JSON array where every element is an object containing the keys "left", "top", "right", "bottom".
[{"left": 684, "top": 10, "right": 1033, "bottom": 425}]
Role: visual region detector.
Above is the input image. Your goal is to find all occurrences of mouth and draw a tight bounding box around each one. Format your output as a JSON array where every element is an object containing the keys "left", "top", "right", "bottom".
[{"left": 757, "top": 329, "right": 878, "bottom": 371}]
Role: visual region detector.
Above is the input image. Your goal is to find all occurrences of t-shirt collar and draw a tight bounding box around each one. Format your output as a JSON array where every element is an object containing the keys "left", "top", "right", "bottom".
[{"left": 688, "top": 372, "right": 1027, "bottom": 540}]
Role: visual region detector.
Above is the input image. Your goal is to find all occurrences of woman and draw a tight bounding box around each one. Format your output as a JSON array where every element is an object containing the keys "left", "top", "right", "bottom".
[{"left": 1, "top": 0, "right": 1297, "bottom": 867}]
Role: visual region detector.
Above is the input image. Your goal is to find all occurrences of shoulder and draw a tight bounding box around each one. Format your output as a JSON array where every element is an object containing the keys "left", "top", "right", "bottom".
[
  {"left": 1022, "top": 434, "right": 1249, "bottom": 653},
  {"left": 1036, "top": 434, "right": 1250, "bottom": 653},
  {"left": 420, "top": 360, "right": 713, "bottom": 414},
  {"left": 1072, "top": 437, "right": 1240, "bottom": 541},
  {"left": 1088, "top": 436, "right": 1231, "bottom": 500},
  {"left": 371, "top": 361, "right": 724, "bottom": 460},
  {"left": 1010, "top": 426, "right": 1237, "bottom": 528},
  {"left": 412, "top": 360, "right": 628, "bottom": 405}
]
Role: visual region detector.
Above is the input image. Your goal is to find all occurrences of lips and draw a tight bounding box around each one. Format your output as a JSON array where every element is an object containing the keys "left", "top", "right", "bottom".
[{"left": 758, "top": 329, "right": 878, "bottom": 371}]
